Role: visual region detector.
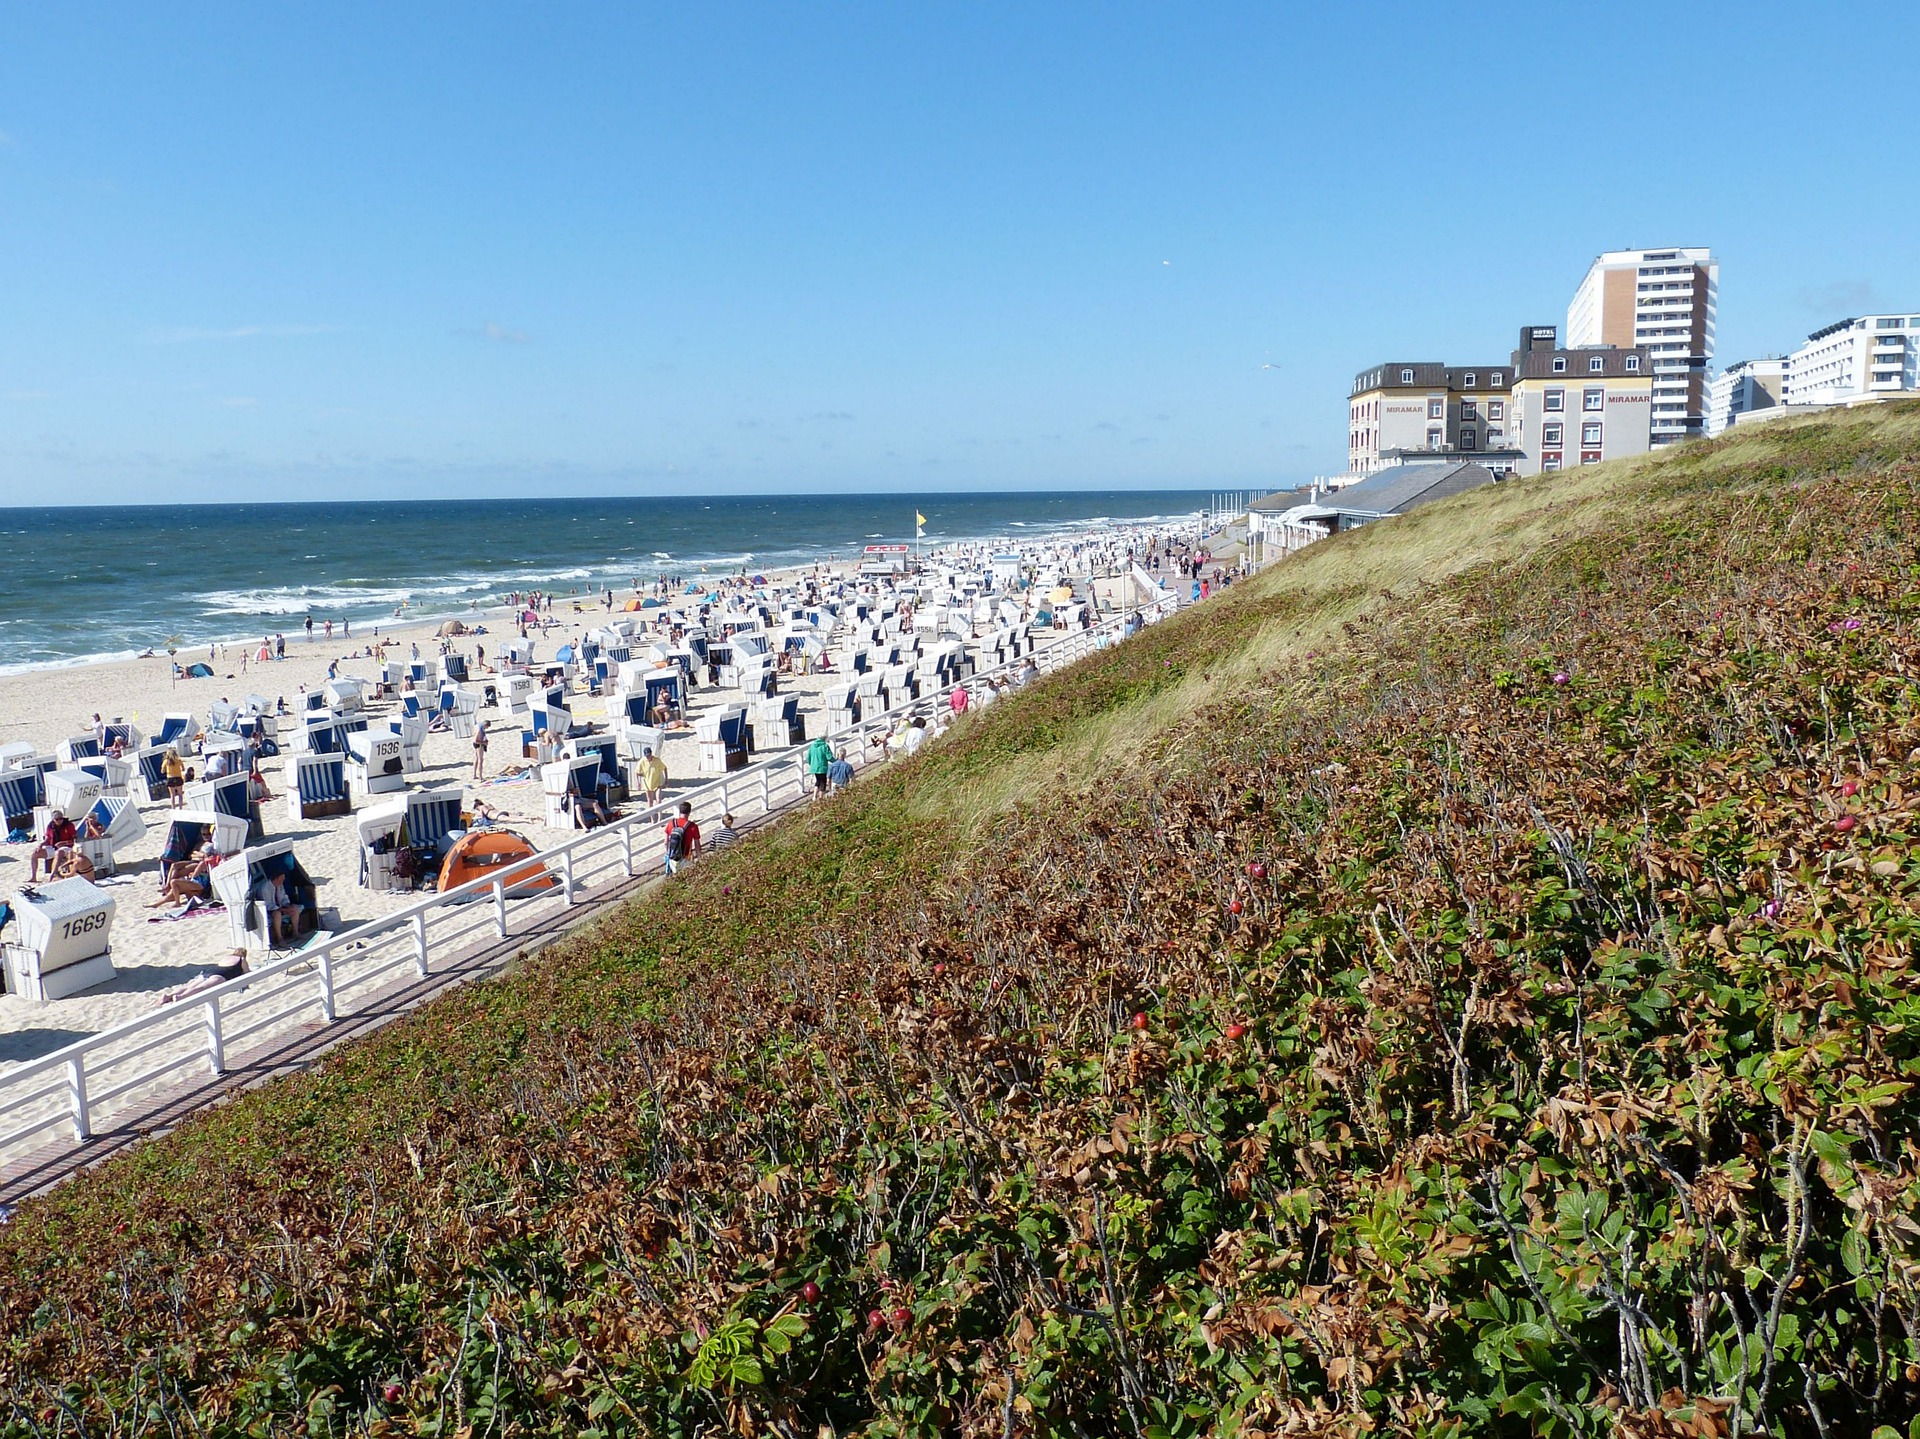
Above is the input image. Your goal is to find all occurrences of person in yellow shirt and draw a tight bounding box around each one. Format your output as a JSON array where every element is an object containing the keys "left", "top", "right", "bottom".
[
  {"left": 635, "top": 746, "right": 667, "bottom": 809},
  {"left": 162, "top": 748, "right": 187, "bottom": 808}
]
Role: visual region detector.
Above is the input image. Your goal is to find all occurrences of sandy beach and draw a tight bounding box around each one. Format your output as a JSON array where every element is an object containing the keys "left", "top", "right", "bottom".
[
  {"left": 0, "top": 573, "right": 864, "bottom": 1068},
  {"left": 0, "top": 539, "right": 1189, "bottom": 1072}
]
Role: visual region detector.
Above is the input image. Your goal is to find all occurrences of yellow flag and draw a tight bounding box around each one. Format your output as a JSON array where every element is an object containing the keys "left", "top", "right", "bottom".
[{"left": 915, "top": 511, "right": 926, "bottom": 526}]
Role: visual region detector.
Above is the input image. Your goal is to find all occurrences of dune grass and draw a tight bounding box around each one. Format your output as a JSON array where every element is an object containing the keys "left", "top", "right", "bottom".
[{"left": 3, "top": 401, "right": 1920, "bottom": 1436}]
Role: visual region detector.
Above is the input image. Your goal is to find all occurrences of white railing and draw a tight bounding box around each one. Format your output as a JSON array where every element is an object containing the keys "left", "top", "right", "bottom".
[{"left": 0, "top": 592, "right": 1180, "bottom": 1171}]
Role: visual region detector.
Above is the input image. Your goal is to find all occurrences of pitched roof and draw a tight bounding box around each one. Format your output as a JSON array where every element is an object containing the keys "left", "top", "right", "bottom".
[{"left": 1322, "top": 461, "right": 1496, "bottom": 516}]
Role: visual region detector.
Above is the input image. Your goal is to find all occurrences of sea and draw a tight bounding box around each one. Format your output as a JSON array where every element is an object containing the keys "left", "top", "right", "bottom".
[{"left": 0, "top": 491, "right": 1208, "bottom": 674}]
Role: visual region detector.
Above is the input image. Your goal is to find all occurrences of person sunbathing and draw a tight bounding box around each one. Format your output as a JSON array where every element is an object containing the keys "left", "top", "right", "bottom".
[
  {"left": 158, "top": 842, "right": 219, "bottom": 894},
  {"left": 50, "top": 848, "right": 96, "bottom": 882},
  {"left": 150, "top": 865, "right": 217, "bottom": 907}
]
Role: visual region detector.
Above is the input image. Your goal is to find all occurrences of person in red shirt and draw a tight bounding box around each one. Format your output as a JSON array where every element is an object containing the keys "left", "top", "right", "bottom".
[
  {"left": 29, "top": 813, "right": 78, "bottom": 882},
  {"left": 662, "top": 801, "right": 701, "bottom": 876}
]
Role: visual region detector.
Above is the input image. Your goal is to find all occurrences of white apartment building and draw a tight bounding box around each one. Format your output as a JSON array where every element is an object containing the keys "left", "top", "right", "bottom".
[
  {"left": 1706, "top": 358, "right": 1786, "bottom": 437},
  {"left": 1567, "top": 247, "right": 1718, "bottom": 446},
  {"left": 1784, "top": 314, "right": 1920, "bottom": 406}
]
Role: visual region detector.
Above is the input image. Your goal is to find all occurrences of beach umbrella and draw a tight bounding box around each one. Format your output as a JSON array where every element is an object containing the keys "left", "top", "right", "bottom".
[
  {"left": 555, "top": 644, "right": 575, "bottom": 663},
  {"left": 1049, "top": 586, "right": 1074, "bottom": 604},
  {"left": 639, "top": 597, "right": 660, "bottom": 608},
  {"left": 438, "top": 620, "right": 466, "bottom": 636}
]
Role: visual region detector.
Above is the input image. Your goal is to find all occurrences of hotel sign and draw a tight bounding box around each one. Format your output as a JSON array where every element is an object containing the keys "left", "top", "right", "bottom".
[{"left": 864, "top": 544, "right": 911, "bottom": 553}]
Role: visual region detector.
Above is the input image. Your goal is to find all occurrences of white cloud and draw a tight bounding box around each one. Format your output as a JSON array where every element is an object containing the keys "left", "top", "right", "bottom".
[
  {"left": 482, "top": 322, "right": 531, "bottom": 344},
  {"left": 146, "top": 324, "right": 340, "bottom": 344}
]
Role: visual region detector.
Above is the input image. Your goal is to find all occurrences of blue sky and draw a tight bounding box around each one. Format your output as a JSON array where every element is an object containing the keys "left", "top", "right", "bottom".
[{"left": 3, "top": 4, "right": 1916, "bottom": 504}]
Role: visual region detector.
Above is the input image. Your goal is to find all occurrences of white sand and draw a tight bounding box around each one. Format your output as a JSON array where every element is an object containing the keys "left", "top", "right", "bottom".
[
  {"left": 0, "top": 587, "right": 889, "bottom": 1070},
  {"left": 0, "top": 520, "right": 1188, "bottom": 1080}
]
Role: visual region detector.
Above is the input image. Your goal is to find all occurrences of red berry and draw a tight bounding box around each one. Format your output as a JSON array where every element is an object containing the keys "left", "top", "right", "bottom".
[
  {"left": 1840, "top": 780, "right": 1859, "bottom": 797},
  {"left": 1225, "top": 1023, "right": 1247, "bottom": 1041},
  {"left": 382, "top": 1383, "right": 403, "bottom": 1405},
  {"left": 933, "top": 963, "right": 945, "bottom": 977},
  {"left": 1130, "top": 1012, "right": 1148, "bottom": 1030},
  {"left": 1246, "top": 861, "right": 1266, "bottom": 879},
  {"left": 1227, "top": 898, "right": 1243, "bottom": 915},
  {"left": 890, "top": 1306, "right": 912, "bottom": 1330},
  {"left": 801, "top": 1281, "right": 822, "bottom": 1303},
  {"left": 867, "top": 1309, "right": 885, "bottom": 1330},
  {"left": 1834, "top": 815, "right": 1856, "bottom": 832}
]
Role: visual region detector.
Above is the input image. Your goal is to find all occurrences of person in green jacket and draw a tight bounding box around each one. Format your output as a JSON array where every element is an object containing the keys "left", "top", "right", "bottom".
[{"left": 805, "top": 735, "right": 833, "bottom": 797}]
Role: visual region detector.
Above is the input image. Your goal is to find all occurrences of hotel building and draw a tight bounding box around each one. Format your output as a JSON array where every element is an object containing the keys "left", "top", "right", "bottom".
[
  {"left": 1347, "top": 361, "right": 1519, "bottom": 475},
  {"left": 1783, "top": 313, "right": 1920, "bottom": 406},
  {"left": 1567, "top": 248, "right": 1718, "bottom": 446},
  {"left": 1506, "top": 325, "right": 1653, "bottom": 475},
  {"left": 1705, "top": 358, "right": 1786, "bottom": 436}
]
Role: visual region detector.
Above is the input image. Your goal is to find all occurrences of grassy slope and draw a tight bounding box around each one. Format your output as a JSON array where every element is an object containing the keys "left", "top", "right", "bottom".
[{"left": 3, "top": 404, "right": 1920, "bottom": 1436}]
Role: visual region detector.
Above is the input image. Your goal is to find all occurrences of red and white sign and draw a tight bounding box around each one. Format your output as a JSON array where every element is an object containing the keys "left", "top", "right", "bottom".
[{"left": 864, "top": 544, "right": 910, "bottom": 554}]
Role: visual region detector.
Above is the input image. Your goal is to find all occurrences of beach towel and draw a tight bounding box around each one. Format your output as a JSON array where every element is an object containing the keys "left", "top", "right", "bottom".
[{"left": 146, "top": 897, "right": 227, "bottom": 924}]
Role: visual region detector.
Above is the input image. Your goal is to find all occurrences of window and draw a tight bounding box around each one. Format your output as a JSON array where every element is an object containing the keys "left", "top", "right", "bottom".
[
  {"left": 1581, "top": 451, "right": 1603, "bottom": 465},
  {"left": 1552, "top": 357, "right": 1568, "bottom": 373},
  {"left": 1428, "top": 398, "right": 1444, "bottom": 419},
  {"left": 1624, "top": 355, "right": 1640, "bottom": 371},
  {"left": 1461, "top": 428, "right": 1477, "bottom": 450},
  {"left": 1460, "top": 400, "right": 1478, "bottom": 420},
  {"left": 1589, "top": 356, "right": 1605, "bottom": 372},
  {"left": 1543, "top": 454, "right": 1562, "bottom": 471},
  {"left": 1544, "top": 388, "right": 1565, "bottom": 412},
  {"left": 1463, "top": 373, "right": 1476, "bottom": 388},
  {"left": 1583, "top": 388, "right": 1604, "bottom": 411},
  {"left": 1401, "top": 368, "right": 1415, "bottom": 382},
  {"left": 1582, "top": 422, "right": 1602, "bottom": 445},
  {"left": 1543, "top": 423, "right": 1563, "bottom": 446},
  {"left": 1489, "top": 372, "right": 1502, "bottom": 386},
  {"left": 1427, "top": 428, "right": 1443, "bottom": 448},
  {"left": 1877, "top": 318, "right": 1902, "bottom": 330},
  {"left": 1487, "top": 400, "right": 1504, "bottom": 421}
]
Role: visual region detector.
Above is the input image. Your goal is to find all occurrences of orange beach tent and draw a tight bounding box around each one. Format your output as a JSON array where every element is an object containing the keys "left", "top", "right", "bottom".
[{"left": 437, "top": 827, "right": 556, "bottom": 896}]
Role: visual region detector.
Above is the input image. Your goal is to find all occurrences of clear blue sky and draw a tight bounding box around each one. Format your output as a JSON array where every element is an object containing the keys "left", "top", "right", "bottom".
[{"left": 3, "top": 4, "right": 1915, "bottom": 504}]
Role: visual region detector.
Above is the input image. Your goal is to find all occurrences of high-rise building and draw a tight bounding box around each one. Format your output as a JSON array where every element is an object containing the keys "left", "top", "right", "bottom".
[
  {"left": 1705, "top": 358, "right": 1786, "bottom": 436},
  {"left": 1506, "top": 326, "right": 1652, "bottom": 476},
  {"left": 1784, "top": 314, "right": 1920, "bottom": 406},
  {"left": 1567, "top": 248, "right": 1718, "bottom": 446}
]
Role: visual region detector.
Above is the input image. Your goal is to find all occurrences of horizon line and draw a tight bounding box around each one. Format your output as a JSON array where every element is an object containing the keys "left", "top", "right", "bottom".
[{"left": 1, "top": 484, "right": 1241, "bottom": 513}]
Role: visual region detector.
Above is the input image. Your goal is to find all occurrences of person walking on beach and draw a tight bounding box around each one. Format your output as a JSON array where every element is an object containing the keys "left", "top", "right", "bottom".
[
  {"left": 636, "top": 746, "right": 667, "bottom": 809},
  {"left": 162, "top": 747, "right": 186, "bottom": 807},
  {"left": 305, "top": 614, "right": 314, "bottom": 642},
  {"left": 472, "top": 721, "right": 489, "bottom": 780},
  {"left": 804, "top": 734, "right": 833, "bottom": 797},
  {"left": 827, "top": 749, "right": 854, "bottom": 793},
  {"left": 663, "top": 801, "right": 700, "bottom": 876}
]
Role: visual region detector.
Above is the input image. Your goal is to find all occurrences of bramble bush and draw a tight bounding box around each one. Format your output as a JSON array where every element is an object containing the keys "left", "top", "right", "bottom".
[{"left": 3, "top": 409, "right": 1920, "bottom": 1436}]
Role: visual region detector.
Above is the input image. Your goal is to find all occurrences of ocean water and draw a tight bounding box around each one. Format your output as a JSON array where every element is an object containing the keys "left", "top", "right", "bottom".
[{"left": 0, "top": 491, "right": 1206, "bottom": 672}]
